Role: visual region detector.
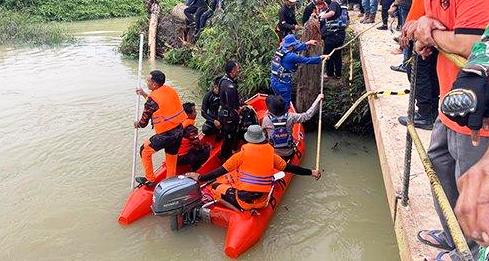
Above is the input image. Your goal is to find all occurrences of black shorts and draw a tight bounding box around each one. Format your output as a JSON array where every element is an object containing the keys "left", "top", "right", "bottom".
[{"left": 148, "top": 125, "right": 184, "bottom": 155}]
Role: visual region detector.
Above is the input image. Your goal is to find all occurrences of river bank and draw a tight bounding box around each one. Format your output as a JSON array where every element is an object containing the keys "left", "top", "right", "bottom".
[{"left": 0, "top": 18, "right": 399, "bottom": 260}]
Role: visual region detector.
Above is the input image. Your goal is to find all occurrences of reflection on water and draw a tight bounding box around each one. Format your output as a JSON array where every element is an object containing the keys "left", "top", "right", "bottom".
[{"left": 0, "top": 18, "right": 399, "bottom": 260}]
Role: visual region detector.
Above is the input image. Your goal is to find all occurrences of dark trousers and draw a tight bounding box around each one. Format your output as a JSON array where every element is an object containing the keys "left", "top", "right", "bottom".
[
  {"left": 202, "top": 120, "right": 219, "bottom": 135},
  {"left": 195, "top": 9, "right": 214, "bottom": 35},
  {"left": 178, "top": 146, "right": 211, "bottom": 171},
  {"left": 407, "top": 52, "right": 440, "bottom": 121},
  {"left": 219, "top": 127, "right": 237, "bottom": 161},
  {"left": 323, "top": 30, "right": 346, "bottom": 77},
  {"left": 381, "top": 0, "right": 394, "bottom": 25},
  {"left": 184, "top": 1, "right": 206, "bottom": 26}
]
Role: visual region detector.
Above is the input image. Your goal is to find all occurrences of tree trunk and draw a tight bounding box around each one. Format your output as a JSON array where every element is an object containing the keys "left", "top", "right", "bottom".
[
  {"left": 148, "top": 2, "right": 161, "bottom": 61},
  {"left": 295, "top": 17, "right": 323, "bottom": 113}
]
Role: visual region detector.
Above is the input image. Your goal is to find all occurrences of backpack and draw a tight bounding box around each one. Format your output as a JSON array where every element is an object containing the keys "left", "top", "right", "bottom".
[{"left": 269, "top": 113, "right": 293, "bottom": 149}]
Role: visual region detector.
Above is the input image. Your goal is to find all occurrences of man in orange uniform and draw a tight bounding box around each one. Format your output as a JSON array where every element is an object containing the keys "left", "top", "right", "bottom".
[
  {"left": 407, "top": 0, "right": 489, "bottom": 260},
  {"left": 134, "top": 70, "right": 187, "bottom": 183},
  {"left": 187, "top": 125, "right": 321, "bottom": 210}
]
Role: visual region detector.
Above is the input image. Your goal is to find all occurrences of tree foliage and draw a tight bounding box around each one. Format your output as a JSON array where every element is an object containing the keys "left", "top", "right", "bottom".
[
  {"left": 0, "top": 0, "right": 145, "bottom": 21},
  {"left": 191, "top": 0, "right": 280, "bottom": 97},
  {"left": 0, "top": 9, "right": 74, "bottom": 46}
]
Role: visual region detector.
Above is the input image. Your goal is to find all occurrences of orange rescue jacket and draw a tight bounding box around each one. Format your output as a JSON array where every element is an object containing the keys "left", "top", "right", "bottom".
[
  {"left": 234, "top": 143, "right": 276, "bottom": 193},
  {"left": 149, "top": 85, "right": 186, "bottom": 134},
  {"left": 178, "top": 118, "right": 196, "bottom": 156}
]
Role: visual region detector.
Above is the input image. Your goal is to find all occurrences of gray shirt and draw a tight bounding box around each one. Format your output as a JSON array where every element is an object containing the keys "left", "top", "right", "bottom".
[{"left": 262, "top": 97, "right": 321, "bottom": 157}]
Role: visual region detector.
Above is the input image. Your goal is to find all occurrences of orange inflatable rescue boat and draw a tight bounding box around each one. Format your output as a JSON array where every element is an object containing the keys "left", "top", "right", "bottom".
[{"left": 118, "top": 94, "right": 306, "bottom": 258}]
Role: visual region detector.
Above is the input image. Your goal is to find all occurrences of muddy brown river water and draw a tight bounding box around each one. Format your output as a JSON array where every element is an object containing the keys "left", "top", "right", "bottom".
[{"left": 0, "top": 18, "right": 399, "bottom": 260}]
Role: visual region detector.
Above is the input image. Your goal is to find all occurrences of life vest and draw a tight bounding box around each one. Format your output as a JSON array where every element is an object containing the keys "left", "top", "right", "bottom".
[
  {"left": 178, "top": 119, "right": 197, "bottom": 156},
  {"left": 323, "top": 5, "right": 349, "bottom": 33},
  {"left": 149, "top": 85, "right": 186, "bottom": 134},
  {"left": 270, "top": 48, "right": 295, "bottom": 82},
  {"left": 182, "top": 118, "right": 195, "bottom": 128},
  {"left": 269, "top": 113, "right": 293, "bottom": 149},
  {"left": 235, "top": 143, "right": 276, "bottom": 193}
]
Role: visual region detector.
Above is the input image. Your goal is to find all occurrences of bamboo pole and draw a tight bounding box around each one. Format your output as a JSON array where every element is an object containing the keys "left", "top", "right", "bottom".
[{"left": 131, "top": 34, "right": 144, "bottom": 190}]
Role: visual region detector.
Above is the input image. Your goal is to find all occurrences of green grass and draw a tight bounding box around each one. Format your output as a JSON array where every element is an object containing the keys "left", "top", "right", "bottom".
[
  {"left": 0, "top": 10, "right": 74, "bottom": 46},
  {"left": 0, "top": 0, "right": 145, "bottom": 21}
]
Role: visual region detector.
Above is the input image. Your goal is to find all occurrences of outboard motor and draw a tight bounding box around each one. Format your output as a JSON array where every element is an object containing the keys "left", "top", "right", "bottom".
[{"left": 152, "top": 175, "right": 203, "bottom": 230}]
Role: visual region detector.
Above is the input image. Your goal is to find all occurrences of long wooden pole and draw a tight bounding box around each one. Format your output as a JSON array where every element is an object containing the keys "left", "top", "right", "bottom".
[
  {"left": 315, "top": 58, "right": 327, "bottom": 170},
  {"left": 131, "top": 33, "right": 144, "bottom": 189}
]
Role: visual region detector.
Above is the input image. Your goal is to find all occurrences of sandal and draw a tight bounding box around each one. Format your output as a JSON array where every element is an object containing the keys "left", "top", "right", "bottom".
[
  {"left": 423, "top": 251, "right": 451, "bottom": 261},
  {"left": 417, "top": 230, "right": 454, "bottom": 251}
]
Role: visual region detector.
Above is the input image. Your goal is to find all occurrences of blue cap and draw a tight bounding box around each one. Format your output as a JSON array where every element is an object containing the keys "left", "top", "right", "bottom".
[{"left": 282, "top": 34, "right": 301, "bottom": 49}]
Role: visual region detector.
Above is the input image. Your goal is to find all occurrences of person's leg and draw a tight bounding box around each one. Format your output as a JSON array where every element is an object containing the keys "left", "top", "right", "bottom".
[
  {"left": 429, "top": 51, "right": 440, "bottom": 118},
  {"left": 200, "top": 9, "right": 214, "bottom": 29},
  {"left": 368, "top": 0, "right": 378, "bottom": 22},
  {"left": 194, "top": 146, "right": 211, "bottom": 170},
  {"left": 202, "top": 121, "right": 216, "bottom": 135},
  {"left": 149, "top": 126, "right": 184, "bottom": 178},
  {"left": 334, "top": 32, "right": 346, "bottom": 77},
  {"left": 361, "top": 0, "right": 370, "bottom": 20},
  {"left": 219, "top": 131, "right": 233, "bottom": 160},
  {"left": 359, "top": 0, "right": 365, "bottom": 13},
  {"left": 193, "top": 7, "right": 208, "bottom": 37},
  {"left": 140, "top": 140, "right": 157, "bottom": 182},
  {"left": 219, "top": 121, "right": 238, "bottom": 161},
  {"left": 426, "top": 119, "right": 457, "bottom": 249},
  {"left": 324, "top": 37, "right": 335, "bottom": 77},
  {"left": 381, "top": 4, "right": 388, "bottom": 26},
  {"left": 445, "top": 131, "right": 489, "bottom": 260},
  {"left": 184, "top": 6, "right": 198, "bottom": 25},
  {"left": 415, "top": 52, "right": 439, "bottom": 122}
]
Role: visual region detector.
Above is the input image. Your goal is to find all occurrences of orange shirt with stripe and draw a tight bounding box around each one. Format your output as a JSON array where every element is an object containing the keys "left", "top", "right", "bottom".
[
  {"left": 223, "top": 143, "right": 287, "bottom": 193},
  {"left": 178, "top": 118, "right": 196, "bottom": 156},
  {"left": 424, "top": 0, "right": 489, "bottom": 136}
]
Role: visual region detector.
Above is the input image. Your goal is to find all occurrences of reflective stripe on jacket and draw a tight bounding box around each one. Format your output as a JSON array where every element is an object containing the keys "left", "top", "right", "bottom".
[
  {"left": 234, "top": 143, "right": 276, "bottom": 193},
  {"left": 149, "top": 85, "right": 186, "bottom": 134}
]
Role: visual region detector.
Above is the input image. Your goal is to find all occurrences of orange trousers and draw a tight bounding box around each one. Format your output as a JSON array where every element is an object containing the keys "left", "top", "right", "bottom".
[{"left": 140, "top": 140, "right": 178, "bottom": 182}]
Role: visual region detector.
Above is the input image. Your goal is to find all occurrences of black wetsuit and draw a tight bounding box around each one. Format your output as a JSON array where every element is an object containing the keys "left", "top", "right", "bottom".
[
  {"left": 201, "top": 90, "right": 221, "bottom": 135},
  {"left": 218, "top": 74, "right": 241, "bottom": 160}
]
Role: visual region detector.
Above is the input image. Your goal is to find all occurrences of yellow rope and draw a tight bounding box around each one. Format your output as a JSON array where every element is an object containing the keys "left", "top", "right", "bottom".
[
  {"left": 407, "top": 124, "right": 474, "bottom": 261},
  {"left": 334, "top": 89, "right": 410, "bottom": 129}
]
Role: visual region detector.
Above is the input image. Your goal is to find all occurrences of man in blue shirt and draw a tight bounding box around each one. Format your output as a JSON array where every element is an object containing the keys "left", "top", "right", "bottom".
[{"left": 270, "top": 34, "right": 327, "bottom": 108}]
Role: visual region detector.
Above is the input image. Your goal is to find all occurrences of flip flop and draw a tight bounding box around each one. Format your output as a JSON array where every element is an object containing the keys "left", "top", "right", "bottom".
[
  {"left": 423, "top": 251, "right": 451, "bottom": 261},
  {"left": 417, "top": 230, "right": 454, "bottom": 251}
]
